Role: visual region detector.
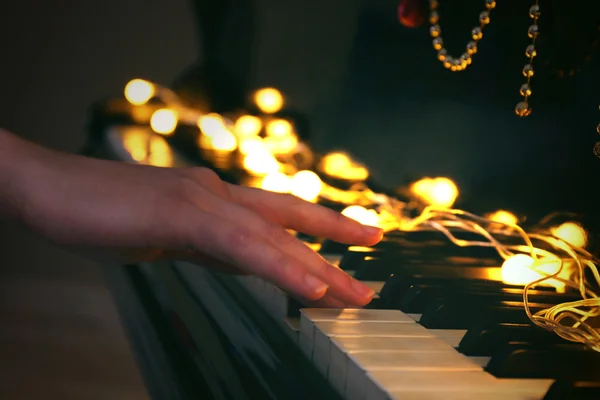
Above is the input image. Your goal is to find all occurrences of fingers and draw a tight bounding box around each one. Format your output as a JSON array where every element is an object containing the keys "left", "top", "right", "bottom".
[
  {"left": 181, "top": 209, "right": 331, "bottom": 301},
  {"left": 182, "top": 187, "right": 375, "bottom": 306},
  {"left": 226, "top": 185, "right": 383, "bottom": 246}
]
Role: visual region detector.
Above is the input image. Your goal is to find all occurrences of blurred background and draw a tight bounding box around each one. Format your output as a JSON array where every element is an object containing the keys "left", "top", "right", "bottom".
[{"left": 0, "top": 0, "right": 598, "bottom": 398}]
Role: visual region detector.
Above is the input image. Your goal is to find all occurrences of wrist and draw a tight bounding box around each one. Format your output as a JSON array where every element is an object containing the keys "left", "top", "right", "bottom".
[{"left": 0, "top": 129, "right": 34, "bottom": 222}]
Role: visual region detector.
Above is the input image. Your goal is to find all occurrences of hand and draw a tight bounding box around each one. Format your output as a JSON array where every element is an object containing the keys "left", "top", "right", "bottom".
[{"left": 8, "top": 132, "right": 383, "bottom": 307}]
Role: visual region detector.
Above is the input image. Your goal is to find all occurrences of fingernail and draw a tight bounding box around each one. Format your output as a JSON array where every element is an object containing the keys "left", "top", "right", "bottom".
[
  {"left": 363, "top": 225, "right": 383, "bottom": 238},
  {"left": 351, "top": 279, "right": 375, "bottom": 299},
  {"left": 304, "top": 274, "right": 329, "bottom": 295}
]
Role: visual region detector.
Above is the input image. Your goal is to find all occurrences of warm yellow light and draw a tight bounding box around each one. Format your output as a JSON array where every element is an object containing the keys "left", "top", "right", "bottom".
[
  {"left": 124, "top": 79, "right": 155, "bottom": 106},
  {"left": 550, "top": 222, "right": 587, "bottom": 248},
  {"left": 320, "top": 151, "right": 369, "bottom": 181},
  {"left": 197, "top": 113, "right": 226, "bottom": 138},
  {"left": 501, "top": 254, "right": 566, "bottom": 292},
  {"left": 487, "top": 210, "right": 518, "bottom": 225},
  {"left": 342, "top": 205, "right": 380, "bottom": 227},
  {"left": 243, "top": 149, "right": 280, "bottom": 176},
  {"left": 261, "top": 172, "right": 292, "bottom": 193},
  {"left": 254, "top": 88, "right": 283, "bottom": 114},
  {"left": 239, "top": 136, "right": 265, "bottom": 155},
  {"left": 264, "top": 134, "right": 298, "bottom": 154},
  {"left": 234, "top": 115, "right": 263, "bottom": 137},
  {"left": 266, "top": 119, "right": 293, "bottom": 137},
  {"left": 210, "top": 129, "right": 237, "bottom": 152},
  {"left": 122, "top": 128, "right": 173, "bottom": 167},
  {"left": 411, "top": 177, "right": 458, "bottom": 208},
  {"left": 150, "top": 109, "right": 178, "bottom": 135},
  {"left": 290, "top": 170, "right": 322, "bottom": 202}
]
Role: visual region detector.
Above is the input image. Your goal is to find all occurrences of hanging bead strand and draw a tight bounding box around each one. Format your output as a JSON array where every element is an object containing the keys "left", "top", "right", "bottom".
[
  {"left": 429, "top": 0, "right": 496, "bottom": 72},
  {"left": 515, "top": 1, "right": 540, "bottom": 117}
]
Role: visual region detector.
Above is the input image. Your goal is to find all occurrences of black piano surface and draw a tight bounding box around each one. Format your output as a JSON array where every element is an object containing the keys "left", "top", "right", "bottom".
[{"left": 83, "top": 1, "right": 600, "bottom": 398}]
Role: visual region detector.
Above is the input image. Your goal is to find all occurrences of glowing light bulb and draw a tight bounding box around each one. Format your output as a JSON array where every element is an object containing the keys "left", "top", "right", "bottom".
[
  {"left": 124, "top": 79, "right": 155, "bottom": 105},
  {"left": 254, "top": 88, "right": 283, "bottom": 114},
  {"left": 342, "top": 205, "right": 380, "bottom": 227},
  {"left": 239, "top": 136, "right": 265, "bottom": 155},
  {"left": 261, "top": 172, "right": 292, "bottom": 193},
  {"left": 234, "top": 115, "right": 262, "bottom": 137},
  {"left": 290, "top": 170, "right": 322, "bottom": 202},
  {"left": 487, "top": 210, "right": 518, "bottom": 225},
  {"left": 550, "top": 222, "right": 587, "bottom": 248},
  {"left": 321, "top": 151, "right": 369, "bottom": 181},
  {"left": 211, "top": 129, "right": 237, "bottom": 151},
  {"left": 501, "top": 254, "right": 566, "bottom": 292},
  {"left": 264, "top": 134, "right": 298, "bottom": 154},
  {"left": 243, "top": 149, "right": 280, "bottom": 175},
  {"left": 410, "top": 177, "right": 458, "bottom": 208},
  {"left": 266, "top": 119, "right": 293, "bottom": 137},
  {"left": 150, "top": 109, "right": 178, "bottom": 135},
  {"left": 197, "top": 113, "right": 226, "bottom": 138}
]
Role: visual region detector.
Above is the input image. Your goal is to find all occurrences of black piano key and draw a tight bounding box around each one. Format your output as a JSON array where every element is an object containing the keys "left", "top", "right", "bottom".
[
  {"left": 486, "top": 342, "right": 600, "bottom": 381},
  {"left": 379, "top": 275, "right": 514, "bottom": 309},
  {"left": 338, "top": 247, "right": 378, "bottom": 270},
  {"left": 419, "top": 298, "right": 551, "bottom": 329},
  {"left": 400, "top": 285, "right": 577, "bottom": 314},
  {"left": 458, "top": 323, "right": 569, "bottom": 356},
  {"left": 543, "top": 381, "right": 600, "bottom": 400},
  {"left": 320, "top": 239, "right": 350, "bottom": 254},
  {"left": 352, "top": 256, "right": 500, "bottom": 281}
]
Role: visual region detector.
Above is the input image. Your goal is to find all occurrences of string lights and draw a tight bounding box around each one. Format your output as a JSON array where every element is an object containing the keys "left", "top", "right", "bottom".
[{"left": 120, "top": 78, "right": 599, "bottom": 352}]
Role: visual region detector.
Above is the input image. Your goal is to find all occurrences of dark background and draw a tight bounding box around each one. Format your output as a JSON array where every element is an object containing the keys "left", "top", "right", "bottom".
[{"left": 0, "top": 0, "right": 598, "bottom": 398}]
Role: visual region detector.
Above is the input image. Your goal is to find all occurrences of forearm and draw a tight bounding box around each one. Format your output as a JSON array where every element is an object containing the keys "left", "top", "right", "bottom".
[{"left": 0, "top": 129, "right": 34, "bottom": 221}]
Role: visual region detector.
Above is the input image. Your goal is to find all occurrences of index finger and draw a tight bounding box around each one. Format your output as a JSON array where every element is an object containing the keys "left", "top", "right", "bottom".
[{"left": 227, "top": 185, "right": 384, "bottom": 246}]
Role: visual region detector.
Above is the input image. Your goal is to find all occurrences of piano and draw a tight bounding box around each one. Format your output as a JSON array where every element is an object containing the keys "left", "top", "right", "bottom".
[{"left": 82, "top": 0, "right": 600, "bottom": 399}]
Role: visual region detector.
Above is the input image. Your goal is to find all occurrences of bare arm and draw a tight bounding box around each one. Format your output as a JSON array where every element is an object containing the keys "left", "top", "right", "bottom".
[{"left": 0, "top": 128, "right": 382, "bottom": 307}]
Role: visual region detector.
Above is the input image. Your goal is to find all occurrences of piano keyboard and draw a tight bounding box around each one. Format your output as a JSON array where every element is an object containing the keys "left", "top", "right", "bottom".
[
  {"left": 233, "top": 243, "right": 600, "bottom": 400},
  {"left": 102, "top": 125, "right": 600, "bottom": 399}
]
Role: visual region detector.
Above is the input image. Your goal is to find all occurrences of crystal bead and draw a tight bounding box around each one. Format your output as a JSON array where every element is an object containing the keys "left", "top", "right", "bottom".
[
  {"left": 519, "top": 83, "right": 532, "bottom": 97},
  {"left": 522, "top": 64, "right": 534, "bottom": 77},
  {"left": 471, "top": 26, "right": 483, "bottom": 40},
  {"left": 430, "top": 0, "right": 439, "bottom": 9},
  {"left": 433, "top": 37, "right": 444, "bottom": 50},
  {"left": 479, "top": 11, "right": 490, "bottom": 24},
  {"left": 450, "top": 59, "right": 461, "bottom": 71},
  {"left": 515, "top": 101, "right": 532, "bottom": 117},
  {"left": 429, "top": 11, "right": 439, "bottom": 24},
  {"left": 430, "top": 24, "right": 441, "bottom": 37},
  {"left": 529, "top": 4, "right": 540, "bottom": 18},
  {"left": 528, "top": 25, "right": 539, "bottom": 39},
  {"left": 525, "top": 44, "right": 537, "bottom": 58},
  {"left": 485, "top": 0, "right": 496, "bottom": 9},
  {"left": 437, "top": 48, "right": 447, "bottom": 61},
  {"left": 466, "top": 41, "right": 478, "bottom": 54},
  {"left": 443, "top": 58, "right": 452, "bottom": 69},
  {"left": 597, "top": 122, "right": 600, "bottom": 135},
  {"left": 594, "top": 141, "right": 600, "bottom": 158}
]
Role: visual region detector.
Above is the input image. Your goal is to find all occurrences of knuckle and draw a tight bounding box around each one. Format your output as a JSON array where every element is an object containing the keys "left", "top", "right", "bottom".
[
  {"left": 226, "top": 227, "right": 257, "bottom": 251},
  {"left": 263, "top": 223, "right": 295, "bottom": 246}
]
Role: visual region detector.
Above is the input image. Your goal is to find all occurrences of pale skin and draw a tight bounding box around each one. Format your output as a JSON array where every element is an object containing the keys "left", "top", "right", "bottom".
[{"left": 0, "top": 128, "right": 383, "bottom": 307}]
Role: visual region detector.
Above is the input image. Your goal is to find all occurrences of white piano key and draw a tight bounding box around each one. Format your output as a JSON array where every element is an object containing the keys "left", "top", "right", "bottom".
[
  {"left": 385, "top": 388, "right": 545, "bottom": 400},
  {"left": 407, "top": 313, "right": 421, "bottom": 321},
  {"left": 345, "top": 351, "right": 483, "bottom": 400},
  {"left": 429, "top": 329, "right": 467, "bottom": 347},
  {"left": 283, "top": 317, "right": 300, "bottom": 343},
  {"left": 299, "top": 309, "right": 418, "bottom": 363},
  {"left": 381, "top": 378, "right": 554, "bottom": 400},
  {"left": 310, "top": 321, "right": 433, "bottom": 378},
  {"left": 322, "top": 254, "right": 342, "bottom": 266},
  {"left": 328, "top": 336, "right": 453, "bottom": 395},
  {"left": 365, "top": 370, "right": 497, "bottom": 400}
]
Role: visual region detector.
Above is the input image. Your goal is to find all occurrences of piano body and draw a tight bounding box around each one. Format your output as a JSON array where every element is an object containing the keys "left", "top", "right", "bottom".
[{"left": 83, "top": 0, "right": 600, "bottom": 399}]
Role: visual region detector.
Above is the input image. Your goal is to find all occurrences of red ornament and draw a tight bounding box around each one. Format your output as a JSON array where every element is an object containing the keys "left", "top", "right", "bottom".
[{"left": 398, "top": 0, "right": 426, "bottom": 28}]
